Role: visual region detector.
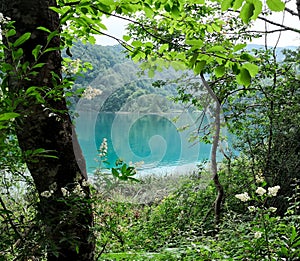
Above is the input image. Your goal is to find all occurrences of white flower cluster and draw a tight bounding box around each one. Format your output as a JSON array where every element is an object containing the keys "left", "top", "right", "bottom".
[
  {"left": 98, "top": 138, "right": 108, "bottom": 158},
  {"left": 235, "top": 192, "right": 251, "bottom": 202},
  {"left": 255, "top": 187, "right": 267, "bottom": 196},
  {"left": 255, "top": 173, "right": 265, "bottom": 183},
  {"left": 72, "top": 184, "right": 86, "bottom": 198},
  {"left": 0, "top": 13, "right": 10, "bottom": 24},
  {"left": 254, "top": 231, "right": 262, "bottom": 239},
  {"left": 40, "top": 182, "right": 57, "bottom": 198},
  {"left": 248, "top": 206, "right": 256, "bottom": 212},
  {"left": 268, "top": 186, "right": 280, "bottom": 197},
  {"left": 82, "top": 86, "right": 102, "bottom": 100}
]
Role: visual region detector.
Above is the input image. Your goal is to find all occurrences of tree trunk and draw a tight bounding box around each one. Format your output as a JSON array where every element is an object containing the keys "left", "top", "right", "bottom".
[
  {"left": 0, "top": 0, "right": 95, "bottom": 260},
  {"left": 297, "top": 0, "right": 300, "bottom": 20},
  {"left": 200, "top": 74, "right": 224, "bottom": 228}
]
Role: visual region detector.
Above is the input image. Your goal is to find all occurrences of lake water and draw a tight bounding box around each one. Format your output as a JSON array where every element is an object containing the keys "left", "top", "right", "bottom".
[{"left": 75, "top": 111, "right": 222, "bottom": 175}]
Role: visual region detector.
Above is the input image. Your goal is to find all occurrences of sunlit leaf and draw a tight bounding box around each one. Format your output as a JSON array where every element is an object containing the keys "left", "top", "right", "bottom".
[
  {"left": 236, "top": 68, "right": 251, "bottom": 86},
  {"left": 266, "top": 0, "right": 285, "bottom": 11},
  {"left": 13, "top": 32, "right": 31, "bottom": 47}
]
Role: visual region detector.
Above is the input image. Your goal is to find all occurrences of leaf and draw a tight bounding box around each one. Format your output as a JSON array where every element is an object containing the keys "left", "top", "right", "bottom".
[
  {"left": 144, "top": 4, "right": 154, "bottom": 17},
  {"left": 32, "top": 45, "right": 42, "bottom": 60},
  {"left": 32, "top": 63, "right": 46, "bottom": 69},
  {"left": 123, "top": 35, "right": 131, "bottom": 42},
  {"left": 185, "top": 39, "right": 203, "bottom": 48},
  {"left": 240, "top": 2, "right": 255, "bottom": 23},
  {"left": 131, "top": 40, "right": 143, "bottom": 48},
  {"left": 266, "top": 0, "right": 285, "bottom": 11},
  {"left": 13, "top": 32, "right": 31, "bottom": 47},
  {"left": 44, "top": 47, "right": 61, "bottom": 53},
  {"left": 171, "top": 61, "right": 186, "bottom": 71},
  {"left": 158, "top": 44, "right": 169, "bottom": 54},
  {"left": 233, "top": 0, "right": 244, "bottom": 10},
  {"left": 111, "top": 168, "right": 120, "bottom": 178},
  {"left": 0, "top": 112, "right": 20, "bottom": 121},
  {"left": 221, "top": 0, "right": 233, "bottom": 11},
  {"left": 37, "top": 26, "right": 51, "bottom": 33},
  {"left": 215, "top": 65, "right": 226, "bottom": 77},
  {"left": 236, "top": 68, "right": 251, "bottom": 86},
  {"left": 207, "top": 45, "right": 226, "bottom": 52},
  {"left": 47, "top": 30, "right": 59, "bottom": 43},
  {"left": 6, "top": 29, "right": 16, "bottom": 37},
  {"left": 233, "top": 43, "right": 247, "bottom": 52},
  {"left": 242, "top": 62, "right": 258, "bottom": 77},
  {"left": 194, "top": 60, "right": 206, "bottom": 75}
]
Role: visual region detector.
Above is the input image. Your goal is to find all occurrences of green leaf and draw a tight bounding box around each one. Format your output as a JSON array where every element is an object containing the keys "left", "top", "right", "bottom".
[
  {"left": 233, "top": 0, "right": 244, "bottom": 10},
  {"left": 236, "top": 68, "right": 251, "bottom": 86},
  {"left": 158, "top": 44, "right": 169, "bottom": 54},
  {"left": 32, "top": 63, "right": 46, "bottom": 69},
  {"left": 37, "top": 26, "right": 51, "bottom": 33},
  {"left": 144, "top": 4, "right": 154, "bottom": 17},
  {"left": 240, "top": 2, "right": 255, "bottom": 23},
  {"left": 194, "top": 61, "right": 206, "bottom": 75},
  {"left": 44, "top": 47, "right": 61, "bottom": 53},
  {"left": 207, "top": 45, "right": 226, "bottom": 52},
  {"left": 32, "top": 45, "right": 42, "bottom": 60},
  {"left": 171, "top": 5, "right": 181, "bottom": 18},
  {"left": 221, "top": 0, "right": 233, "bottom": 11},
  {"left": 123, "top": 35, "right": 131, "bottom": 42},
  {"left": 13, "top": 32, "right": 31, "bottom": 47},
  {"left": 185, "top": 39, "right": 203, "bottom": 48},
  {"left": 266, "top": 0, "right": 285, "bottom": 11},
  {"left": 47, "top": 30, "right": 59, "bottom": 43},
  {"left": 215, "top": 65, "right": 226, "bottom": 77},
  {"left": 6, "top": 29, "right": 16, "bottom": 37},
  {"left": 242, "top": 62, "right": 259, "bottom": 77},
  {"left": 131, "top": 40, "right": 143, "bottom": 48},
  {"left": 0, "top": 112, "right": 20, "bottom": 121},
  {"left": 233, "top": 43, "right": 247, "bottom": 52},
  {"left": 171, "top": 60, "right": 186, "bottom": 71},
  {"left": 112, "top": 168, "right": 120, "bottom": 178}
]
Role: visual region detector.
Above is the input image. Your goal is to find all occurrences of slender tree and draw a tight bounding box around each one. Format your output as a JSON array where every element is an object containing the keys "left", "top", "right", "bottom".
[{"left": 0, "top": 0, "right": 94, "bottom": 259}]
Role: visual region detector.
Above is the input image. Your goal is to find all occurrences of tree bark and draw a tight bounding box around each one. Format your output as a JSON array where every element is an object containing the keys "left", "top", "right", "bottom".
[{"left": 0, "top": 0, "right": 94, "bottom": 260}]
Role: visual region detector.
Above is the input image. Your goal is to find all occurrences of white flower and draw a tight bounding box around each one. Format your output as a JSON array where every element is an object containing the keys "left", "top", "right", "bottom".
[
  {"left": 98, "top": 138, "right": 108, "bottom": 157},
  {"left": 235, "top": 192, "right": 251, "bottom": 202},
  {"left": 61, "top": 187, "right": 69, "bottom": 197},
  {"left": 82, "top": 179, "right": 90, "bottom": 187},
  {"left": 255, "top": 187, "right": 267, "bottom": 196},
  {"left": 255, "top": 174, "right": 264, "bottom": 183},
  {"left": 268, "top": 186, "right": 280, "bottom": 197},
  {"left": 248, "top": 206, "right": 256, "bottom": 212},
  {"left": 73, "top": 184, "right": 86, "bottom": 198},
  {"left": 82, "top": 86, "right": 102, "bottom": 100},
  {"left": 254, "top": 231, "right": 262, "bottom": 239},
  {"left": 268, "top": 207, "right": 277, "bottom": 212},
  {"left": 41, "top": 190, "right": 53, "bottom": 198}
]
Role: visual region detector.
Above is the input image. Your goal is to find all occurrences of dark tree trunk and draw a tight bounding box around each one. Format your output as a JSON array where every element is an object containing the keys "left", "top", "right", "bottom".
[
  {"left": 297, "top": 0, "right": 300, "bottom": 20},
  {"left": 0, "top": 0, "right": 95, "bottom": 260}
]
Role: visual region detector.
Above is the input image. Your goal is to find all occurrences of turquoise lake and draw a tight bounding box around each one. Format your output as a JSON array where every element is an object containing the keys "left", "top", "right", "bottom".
[{"left": 75, "top": 111, "right": 223, "bottom": 175}]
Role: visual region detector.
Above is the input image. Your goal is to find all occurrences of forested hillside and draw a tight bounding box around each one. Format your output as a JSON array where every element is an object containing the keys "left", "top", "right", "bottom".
[
  {"left": 67, "top": 42, "right": 297, "bottom": 113},
  {"left": 68, "top": 42, "right": 184, "bottom": 113}
]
